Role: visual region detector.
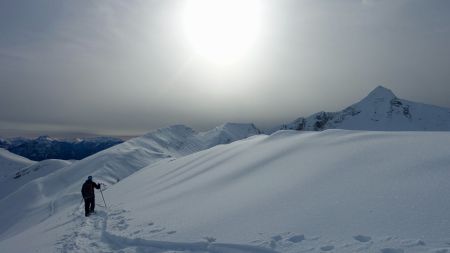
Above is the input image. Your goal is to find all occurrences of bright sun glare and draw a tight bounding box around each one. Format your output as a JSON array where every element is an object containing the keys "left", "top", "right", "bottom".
[{"left": 182, "top": 0, "right": 262, "bottom": 64}]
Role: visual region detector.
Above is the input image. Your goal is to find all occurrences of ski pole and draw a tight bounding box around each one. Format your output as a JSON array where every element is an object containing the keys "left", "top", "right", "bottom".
[{"left": 100, "top": 186, "right": 107, "bottom": 208}]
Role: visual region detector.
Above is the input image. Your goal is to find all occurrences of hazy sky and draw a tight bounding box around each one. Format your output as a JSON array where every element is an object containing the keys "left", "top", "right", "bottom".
[{"left": 1, "top": 0, "right": 450, "bottom": 137}]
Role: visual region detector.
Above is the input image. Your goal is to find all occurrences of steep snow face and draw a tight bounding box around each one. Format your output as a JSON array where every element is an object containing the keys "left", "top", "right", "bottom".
[
  {"left": 1, "top": 130, "right": 450, "bottom": 253},
  {"left": 0, "top": 123, "right": 260, "bottom": 239},
  {"left": 137, "top": 123, "right": 261, "bottom": 155},
  {"left": 198, "top": 123, "right": 261, "bottom": 147},
  {"left": 274, "top": 86, "right": 450, "bottom": 132},
  {"left": 0, "top": 148, "right": 35, "bottom": 178}
]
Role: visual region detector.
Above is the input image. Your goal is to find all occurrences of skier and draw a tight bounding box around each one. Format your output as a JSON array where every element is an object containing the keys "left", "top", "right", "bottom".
[{"left": 81, "top": 176, "right": 100, "bottom": 217}]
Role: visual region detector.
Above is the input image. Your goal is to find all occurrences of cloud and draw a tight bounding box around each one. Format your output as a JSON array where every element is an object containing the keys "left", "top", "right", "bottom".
[{"left": 1, "top": 0, "right": 450, "bottom": 137}]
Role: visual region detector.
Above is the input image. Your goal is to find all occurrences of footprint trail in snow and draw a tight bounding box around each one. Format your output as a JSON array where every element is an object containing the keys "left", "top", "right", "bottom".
[
  {"left": 56, "top": 206, "right": 450, "bottom": 253},
  {"left": 55, "top": 206, "right": 450, "bottom": 253},
  {"left": 57, "top": 206, "right": 280, "bottom": 253}
]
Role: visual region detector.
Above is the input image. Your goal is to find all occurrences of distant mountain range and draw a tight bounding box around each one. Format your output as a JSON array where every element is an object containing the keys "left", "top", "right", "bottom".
[
  {"left": 271, "top": 86, "right": 450, "bottom": 132},
  {"left": 0, "top": 136, "right": 123, "bottom": 161},
  {"left": 1, "top": 86, "right": 449, "bottom": 163}
]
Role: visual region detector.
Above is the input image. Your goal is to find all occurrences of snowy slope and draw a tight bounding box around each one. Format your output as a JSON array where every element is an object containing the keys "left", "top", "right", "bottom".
[
  {"left": 0, "top": 123, "right": 260, "bottom": 240},
  {"left": 0, "top": 159, "right": 73, "bottom": 200},
  {"left": 0, "top": 148, "right": 35, "bottom": 178},
  {"left": 273, "top": 86, "right": 450, "bottom": 132},
  {"left": 198, "top": 123, "right": 262, "bottom": 147},
  {"left": 1, "top": 130, "right": 450, "bottom": 253}
]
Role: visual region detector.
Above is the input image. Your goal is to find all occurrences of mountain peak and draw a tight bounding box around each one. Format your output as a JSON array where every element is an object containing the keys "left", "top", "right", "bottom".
[
  {"left": 35, "top": 135, "right": 55, "bottom": 142},
  {"left": 143, "top": 125, "right": 197, "bottom": 140},
  {"left": 273, "top": 85, "right": 450, "bottom": 132},
  {"left": 366, "top": 85, "right": 396, "bottom": 100},
  {"left": 218, "top": 122, "right": 259, "bottom": 132}
]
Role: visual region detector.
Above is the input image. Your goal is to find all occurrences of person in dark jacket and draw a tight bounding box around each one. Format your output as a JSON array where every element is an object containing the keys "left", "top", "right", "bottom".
[{"left": 81, "top": 176, "right": 100, "bottom": 217}]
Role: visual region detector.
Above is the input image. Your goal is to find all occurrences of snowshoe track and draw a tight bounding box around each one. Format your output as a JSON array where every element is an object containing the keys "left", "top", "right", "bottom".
[
  {"left": 56, "top": 205, "right": 450, "bottom": 253},
  {"left": 57, "top": 207, "right": 279, "bottom": 253}
]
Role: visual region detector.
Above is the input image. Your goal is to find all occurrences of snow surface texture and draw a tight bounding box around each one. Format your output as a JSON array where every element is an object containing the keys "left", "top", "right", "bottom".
[
  {"left": 0, "top": 123, "right": 260, "bottom": 240},
  {"left": 0, "top": 159, "right": 73, "bottom": 200},
  {"left": 1, "top": 130, "right": 450, "bottom": 253},
  {"left": 272, "top": 86, "right": 450, "bottom": 132},
  {"left": 0, "top": 148, "right": 35, "bottom": 178}
]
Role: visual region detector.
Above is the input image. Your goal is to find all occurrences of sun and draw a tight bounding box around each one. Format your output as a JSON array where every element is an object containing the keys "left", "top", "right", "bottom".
[{"left": 182, "top": 0, "right": 262, "bottom": 64}]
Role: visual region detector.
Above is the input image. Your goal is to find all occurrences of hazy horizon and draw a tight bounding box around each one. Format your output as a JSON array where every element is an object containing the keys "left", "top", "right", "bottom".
[{"left": 1, "top": 0, "right": 450, "bottom": 138}]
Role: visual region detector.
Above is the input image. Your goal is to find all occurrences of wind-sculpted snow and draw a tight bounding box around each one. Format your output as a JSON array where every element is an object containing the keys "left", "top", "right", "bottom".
[
  {"left": 0, "top": 148, "right": 35, "bottom": 178},
  {"left": 272, "top": 86, "right": 450, "bottom": 132},
  {"left": 0, "top": 123, "right": 260, "bottom": 240},
  {"left": 1, "top": 130, "right": 450, "bottom": 252},
  {"left": 0, "top": 159, "right": 72, "bottom": 200},
  {"left": 103, "top": 130, "right": 450, "bottom": 252}
]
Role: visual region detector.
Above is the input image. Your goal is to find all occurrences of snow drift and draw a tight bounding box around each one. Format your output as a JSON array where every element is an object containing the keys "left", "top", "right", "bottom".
[
  {"left": 0, "top": 123, "right": 260, "bottom": 240},
  {"left": 1, "top": 130, "right": 450, "bottom": 253},
  {"left": 0, "top": 159, "right": 73, "bottom": 200},
  {"left": 0, "top": 148, "right": 35, "bottom": 178},
  {"left": 106, "top": 130, "right": 450, "bottom": 244}
]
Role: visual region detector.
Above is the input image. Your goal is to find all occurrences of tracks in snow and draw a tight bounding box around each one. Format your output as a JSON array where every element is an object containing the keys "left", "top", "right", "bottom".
[
  {"left": 56, "top": 205, "right": 450, "bottom": 253},
  {"left": 57, "top": 206, "right": 279, "bottom": 253}
]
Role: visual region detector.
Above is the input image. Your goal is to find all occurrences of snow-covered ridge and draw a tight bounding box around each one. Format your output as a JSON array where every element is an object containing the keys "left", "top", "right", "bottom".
[
  {"left": 273, "top": 86, "right": 450, "bottom": 132},
  {"left": 134, "top": 123, "right": 261, "bottom": 156},
  {"left": 0, "top": 159, "right": 72, "bottom": 200},
  {"left": 0, "top": 148, "right": 35, "bottom": 178},
  {"left": 0, "top": 123, "right": 261, "bottom": 240},
  {"left": 199, "top": 123, "right": 262, "bottom": 148},
  {"left": 2, "top": 130, "right": 450, "bottom": 253},
  {"left": 83, "top": 130, "right": 450, "bottom": 250}
]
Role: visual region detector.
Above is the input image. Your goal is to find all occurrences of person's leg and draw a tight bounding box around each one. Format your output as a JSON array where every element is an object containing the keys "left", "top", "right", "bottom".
[
  {"left": 90, "top": 198, "right": 95, "bottom": 213},
  {"left": 84, "top": 198, "right": 89, "bottom": 216}
]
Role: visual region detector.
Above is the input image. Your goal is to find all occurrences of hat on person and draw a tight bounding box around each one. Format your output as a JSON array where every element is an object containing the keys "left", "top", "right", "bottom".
[{"left": 88, "top": 176, "right": 92, "bottom": 180}]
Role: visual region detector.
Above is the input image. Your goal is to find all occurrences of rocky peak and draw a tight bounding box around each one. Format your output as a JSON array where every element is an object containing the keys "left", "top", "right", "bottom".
[{"left": 35, "top": 135, "right": 55, "bottom": 143}]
